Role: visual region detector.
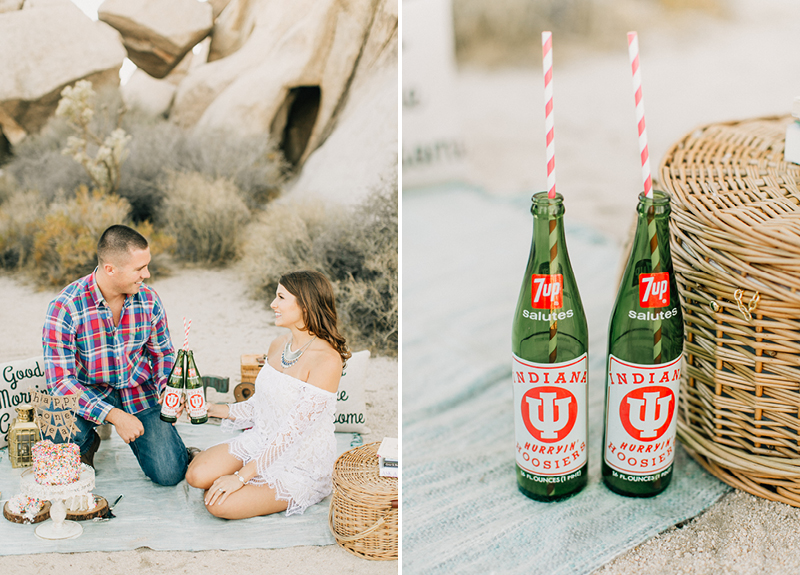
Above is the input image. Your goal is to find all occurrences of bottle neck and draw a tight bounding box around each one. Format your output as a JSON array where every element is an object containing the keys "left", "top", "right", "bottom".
[
  {"left": 530, "top": 192, "right": 567, "bottom": 274},
  {"left": 632, "top": 190, "right": 672, "bottom": 273}
]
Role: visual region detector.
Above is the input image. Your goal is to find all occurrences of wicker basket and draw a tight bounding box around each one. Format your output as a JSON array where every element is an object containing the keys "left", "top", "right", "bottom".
[
  {"left": 660, "top": 115, "right": 800, "bottom": 506},
  {"left": 329, "top": 442, "right": 398, "bottom": 560}
]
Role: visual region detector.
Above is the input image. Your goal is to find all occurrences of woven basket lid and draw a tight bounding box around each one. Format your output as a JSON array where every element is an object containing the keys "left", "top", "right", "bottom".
[
  {"left": 333, "top": 442, "right": 397, "bottom": 502},
  {"left": 660, "top": 116, "right": 800, "bottom": 306}
]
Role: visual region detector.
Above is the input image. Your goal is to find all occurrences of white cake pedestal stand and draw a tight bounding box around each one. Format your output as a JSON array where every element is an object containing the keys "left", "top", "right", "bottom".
[{"left": 20, "top": 464, "right": 95, "bottom": 540}]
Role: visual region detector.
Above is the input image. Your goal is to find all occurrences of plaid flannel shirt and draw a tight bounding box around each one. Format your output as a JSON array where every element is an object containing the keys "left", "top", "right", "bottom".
[{"left": 42, "top": 270, "right": 175, "bottom": 424}]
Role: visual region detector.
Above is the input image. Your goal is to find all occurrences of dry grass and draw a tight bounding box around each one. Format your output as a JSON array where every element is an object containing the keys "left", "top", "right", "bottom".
[
  {"left": 161, "top": 172, "right": 251, "bottom": 266},
  {"left": 242, "top": 178, "right": 398, "bottom": 356}
]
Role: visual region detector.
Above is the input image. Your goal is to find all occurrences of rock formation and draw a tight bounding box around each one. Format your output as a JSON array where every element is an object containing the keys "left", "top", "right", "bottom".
[
  {"left": 98, "top": 0, "right": 213, "bottom": 79},
  {"left": 289, "top": 0, "right": 398, "bottom": 203},
  {"left": 0, "top": 0, "right": 398, "bottom": 206},
  {"left": 170, "top": 0, "right": 382, "bottom": 168},
  {"left": 0, "top": 0, "right": 125, "bottom": 145}
]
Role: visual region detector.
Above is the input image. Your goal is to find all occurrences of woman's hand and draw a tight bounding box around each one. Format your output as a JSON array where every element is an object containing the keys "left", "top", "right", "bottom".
[
  {"left": 205, "top": 474, "right": 244, "bottom": 506},
  {"left": 207, "top": 403, "right": 230, "bottom": 419}
]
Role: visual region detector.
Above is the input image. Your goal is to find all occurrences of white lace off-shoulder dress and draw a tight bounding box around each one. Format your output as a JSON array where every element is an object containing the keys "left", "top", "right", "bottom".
[{"left": 221, "top": 362, "right": 337, "bottom": 516}]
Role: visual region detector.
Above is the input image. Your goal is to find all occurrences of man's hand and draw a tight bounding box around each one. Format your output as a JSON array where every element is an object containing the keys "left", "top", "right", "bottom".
[{"left": 105, "top": 408, "right": 144, "bottom": 443}]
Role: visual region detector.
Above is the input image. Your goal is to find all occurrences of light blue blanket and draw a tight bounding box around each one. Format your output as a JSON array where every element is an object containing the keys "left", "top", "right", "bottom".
[
  {"left": 403, "top": 185, "right": 730, "bottom": 575},
  {"left": 0, "top": 425, "right": 362, "bottom": 554}
]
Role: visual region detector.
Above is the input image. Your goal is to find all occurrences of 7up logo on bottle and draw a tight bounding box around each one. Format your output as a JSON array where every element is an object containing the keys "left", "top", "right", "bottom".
[
  {"left": 604, "top": 354, "right": 681, "bottom": 475},
  {"left": 531, "top": 274, "right": 563, "bottom": 309},
  {"left": 639, "top": 272, "right": 669, "bottom": 308},
  {"left": 513, "top": 354, "right": 588, "bottom": 477}
]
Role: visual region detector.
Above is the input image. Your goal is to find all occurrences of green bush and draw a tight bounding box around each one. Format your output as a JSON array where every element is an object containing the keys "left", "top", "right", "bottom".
[
  {"left": 161, "top": 172, "right": 251, "bottom": 266},
  {"left": 242, "top": 177, "right": 398, "bottom": 356}
]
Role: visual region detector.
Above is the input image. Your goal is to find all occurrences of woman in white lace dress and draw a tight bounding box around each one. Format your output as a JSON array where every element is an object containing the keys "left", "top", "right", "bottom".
[{"left": 186, "top": 271, "right": 350, "bottom": 519}]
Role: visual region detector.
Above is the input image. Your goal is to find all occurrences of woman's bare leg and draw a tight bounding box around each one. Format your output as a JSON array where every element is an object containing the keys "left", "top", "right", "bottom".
[
  {"left": 186, "top": 443, "right": 291, "bottom": 519},
  {"left": 185, "top": 443, "right": 241, "bottom": 489},
  {"left": 205, "top": 482, "right": 290, "bottom": 519}
]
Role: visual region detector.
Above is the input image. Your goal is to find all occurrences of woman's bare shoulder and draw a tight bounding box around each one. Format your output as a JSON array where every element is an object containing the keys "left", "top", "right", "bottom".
[{"left": 305, "top": 341, "right": 343, "bottom": 394}]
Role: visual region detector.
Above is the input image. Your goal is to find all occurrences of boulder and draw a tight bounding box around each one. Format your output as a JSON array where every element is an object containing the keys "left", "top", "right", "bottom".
[
  {"left": 170, "top": 0, "right": 379, "bottom": 168},
  {"left": 206, "top": 0, "right": 232, "bottom": 20},
  {"left": 288, "top": 0, "right": 398, "bottom": 204},
  {"left": 206, "top": 0, "right": 255, "bottom": 63},
  {"left": 98, "top": 0, "right": 213, "bottom": 79},
  {"left": 0, "top": 0, "right": 23, "bottom": 14},
  {"left": 0, "top": 1, "right": 125, "bottom": 143},
  {"left": 121, "top": 69, "right": 176, "bottom": 117}
]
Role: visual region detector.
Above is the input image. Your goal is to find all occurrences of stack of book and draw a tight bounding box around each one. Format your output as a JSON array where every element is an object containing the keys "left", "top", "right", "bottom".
[{"left": 377, "top": 437, "right": 398, "bottom": 478}]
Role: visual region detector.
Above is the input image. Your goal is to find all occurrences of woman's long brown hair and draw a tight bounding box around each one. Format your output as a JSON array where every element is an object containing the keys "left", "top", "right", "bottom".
[{"left": 279, "top": 271, "right": 351, "bottom": 367}]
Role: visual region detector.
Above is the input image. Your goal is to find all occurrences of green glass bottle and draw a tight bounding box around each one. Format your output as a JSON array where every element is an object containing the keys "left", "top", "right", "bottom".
[
  {"left": 512, "top": 192, "right": 589, "bottom": 501},
  {"left": 185, "top": 350, "right": 208, "bottom": 424},
  {"left": 160, "top": 349, "right": 185, "bottom": 423},
  {"left": 601, "top": 190, "right": 684, "bottom": 497}
]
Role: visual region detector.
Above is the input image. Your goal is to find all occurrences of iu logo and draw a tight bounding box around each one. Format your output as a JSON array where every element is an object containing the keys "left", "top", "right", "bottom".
[
  {"left": 639, "top": 272, "right": 670, "bottom": 308},
  {"left": 521, "top": 386, "right": 577, "bottom": 443},
  {"left": 620, "top": 386, "right": 674, "bottom": 441},
  {"left": 188, "top": 393, "right": 205, "bottom": 409},
  {"left": 164, "top": 391, "right": 181, "bottom": 409},
  {"left": 531, "top": 274, "right": 563, "bottom": 309}
]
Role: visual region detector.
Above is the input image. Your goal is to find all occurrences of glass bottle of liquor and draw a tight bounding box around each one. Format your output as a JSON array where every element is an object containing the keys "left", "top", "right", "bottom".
[
  {"left": 185, "top": 351, "right": 208, "bottom": 424},
  {"left": 512, "top": 191, "right": 589, "bottom": 501},
  {"left": 601, "top": 190, "right": 684, "bottom": 497},
  {"left": 160, "top": 349, "right": 185, "bottom": 423}
]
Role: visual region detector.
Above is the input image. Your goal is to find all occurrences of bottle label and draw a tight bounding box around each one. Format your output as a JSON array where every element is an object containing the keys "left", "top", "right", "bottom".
[
  {"left": 604, "top": 354, "right": 681, "bottom": 476},
  {"left": 161, "top": 386, "right": 183, "bottom": 417},
  {"left": 530, "top": 274, "right": 563, "bottom": 309},
  {"left": 638, "top": 272, "right": 670, "bottom": 308},
  {"left": 513, "top": 353, "right": 588, "bottom": 477},
  {"left": 186, "top": 387, "right": 207, "bottom": 418}
]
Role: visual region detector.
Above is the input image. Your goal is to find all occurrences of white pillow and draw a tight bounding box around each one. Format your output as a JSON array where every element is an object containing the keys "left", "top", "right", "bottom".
[{"left": 334, "top": 350, "right": 370, "bottom": 433}]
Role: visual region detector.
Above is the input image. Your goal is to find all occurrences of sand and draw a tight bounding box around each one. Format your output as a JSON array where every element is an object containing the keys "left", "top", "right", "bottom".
[
  {"left": 0, "top": 267, "right": 398, "bottom": 574},
  {"left": 426, "top": 0, "right": 800, "bottom": 571}
]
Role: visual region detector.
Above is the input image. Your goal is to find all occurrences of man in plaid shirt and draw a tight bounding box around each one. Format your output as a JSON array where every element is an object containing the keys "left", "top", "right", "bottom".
[{"left": 43, "top": 225, "right": 188, "bottom": 486}]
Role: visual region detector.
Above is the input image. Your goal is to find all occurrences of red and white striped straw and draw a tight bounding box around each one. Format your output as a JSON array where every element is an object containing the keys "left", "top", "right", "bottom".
[
  {"left": 183, "top": 317, "right": 191, "bottom": 351},
  {"left": 627, "top": 31, "right": 653, "bottom": 198},
  {"left": 542, "top": 31, "right": 556, "bottom": 199}
]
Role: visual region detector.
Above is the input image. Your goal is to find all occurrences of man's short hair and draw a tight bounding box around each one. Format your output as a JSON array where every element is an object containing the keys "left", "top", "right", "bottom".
[{"left": 97, "top": 225, "right": 149, "bottom": 266}]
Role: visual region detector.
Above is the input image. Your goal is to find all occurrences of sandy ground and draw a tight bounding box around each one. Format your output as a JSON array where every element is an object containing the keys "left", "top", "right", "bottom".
[
  {"left": 409, "top": 0, "right": 800, "bottom": 572},
  {"left": 0, "top": 266, "right": 398, "bottom": 574}
]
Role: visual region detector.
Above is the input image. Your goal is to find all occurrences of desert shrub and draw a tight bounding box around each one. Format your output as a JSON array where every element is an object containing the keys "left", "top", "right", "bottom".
[
  {"left": 56, "top": 81, "right": 131, "bottom": 196},
  {"left": 242, "top": 177, "right": 398, "bottom": 356},
  {"left": 27, "top": 187, "right": 131, "bottom": 286},
  {"left": 5, "top": 119, "right": 92, "bottom": 203},
  {"left": 0, "top": 184, "right": 175, "bottom": 285},
  {"left": 120, "top": 123, "right": 285, "bottom": 221},
  {"left": 2, "top": 86, "right": 284, "bottom": 223},
  {"left": 161, "top": 172, "right": 250, "bottom": 266},
  {"left": 0, "top": 190, "right": 47, "bottom": 270}
]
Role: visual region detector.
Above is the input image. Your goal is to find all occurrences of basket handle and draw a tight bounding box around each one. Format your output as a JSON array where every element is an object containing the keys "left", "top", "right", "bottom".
[{"left": 328, "top": 504, "right": 390, "bottom": 542}]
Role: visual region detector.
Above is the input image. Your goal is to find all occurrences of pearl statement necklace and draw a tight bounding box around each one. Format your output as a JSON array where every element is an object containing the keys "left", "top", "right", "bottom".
[{"left": 281, "top": 336, "right": 317, "bottom": 369}]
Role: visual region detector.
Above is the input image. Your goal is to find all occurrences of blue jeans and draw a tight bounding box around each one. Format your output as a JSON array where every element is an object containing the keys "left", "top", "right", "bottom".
[{"left": 49, "top": 392, "right": 188, "bottom": 486}]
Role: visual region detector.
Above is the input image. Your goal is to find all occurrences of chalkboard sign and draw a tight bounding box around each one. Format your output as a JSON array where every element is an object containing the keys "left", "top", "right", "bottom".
[{"left": 0, "top": 356, "right": 47, "bottom": 448}]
